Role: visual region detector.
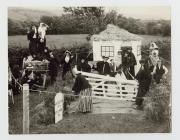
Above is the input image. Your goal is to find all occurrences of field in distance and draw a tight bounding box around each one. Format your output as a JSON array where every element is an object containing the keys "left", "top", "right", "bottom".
[{"left": 8, "top": 34, "right": 171, "bottom": 49}]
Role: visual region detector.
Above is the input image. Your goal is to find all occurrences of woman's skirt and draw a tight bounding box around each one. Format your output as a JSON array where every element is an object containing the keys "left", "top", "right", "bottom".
[{"left": 78, "top": 88, "right": 92, "bottom": 113}]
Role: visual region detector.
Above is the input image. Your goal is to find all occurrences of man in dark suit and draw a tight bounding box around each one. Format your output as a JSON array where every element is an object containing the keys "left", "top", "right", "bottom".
[
  {"left": 127, "top": 47, "right": 137, "bottom": 77},
  {"left": 77, "top": 57, "right": 91, "bottom": 73},
  {"left": 96, "top": 56, "right": 111, "bottom": 75}
]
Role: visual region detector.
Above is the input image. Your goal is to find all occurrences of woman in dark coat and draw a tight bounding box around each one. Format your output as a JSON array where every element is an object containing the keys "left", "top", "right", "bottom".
[
  {"left": 27, "top": 25, "right": 38, "bottom": 55},
  {"left": 72, "top": 67, "right": 92, "bottom": 113},
  {"left": 135, "top": 59, "right": 151, "bottom": 108}
]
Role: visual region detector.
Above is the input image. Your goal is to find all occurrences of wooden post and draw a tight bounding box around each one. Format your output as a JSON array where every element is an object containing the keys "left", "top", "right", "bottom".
[{"left": 23, "top": 84, "right": 29, "bottom": 134}]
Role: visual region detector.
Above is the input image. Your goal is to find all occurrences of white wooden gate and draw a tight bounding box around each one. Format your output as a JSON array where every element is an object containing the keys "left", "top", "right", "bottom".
[{"left": 80, "top": 71, "right": 138, "bottom": 101}]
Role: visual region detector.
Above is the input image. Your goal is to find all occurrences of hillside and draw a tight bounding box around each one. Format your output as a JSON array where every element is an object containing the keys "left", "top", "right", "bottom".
[{"left": 8, "top": 7, "right": 58, "bottom": 22}]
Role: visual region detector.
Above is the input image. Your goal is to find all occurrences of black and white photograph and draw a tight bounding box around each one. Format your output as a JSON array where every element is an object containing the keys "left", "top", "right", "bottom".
[{"left": 7, "top": 6, "right": 172, "bottom": 134}]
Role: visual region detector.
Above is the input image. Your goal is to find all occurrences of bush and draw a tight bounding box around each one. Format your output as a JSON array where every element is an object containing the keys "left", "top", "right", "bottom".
[{"left": 143, "top": 79, "right": 171, "bottom": 127}]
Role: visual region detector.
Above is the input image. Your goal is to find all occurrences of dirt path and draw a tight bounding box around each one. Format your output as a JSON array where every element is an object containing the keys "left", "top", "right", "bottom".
[{"left": 68, "top": 98, "right": 142, "bottom": 114}]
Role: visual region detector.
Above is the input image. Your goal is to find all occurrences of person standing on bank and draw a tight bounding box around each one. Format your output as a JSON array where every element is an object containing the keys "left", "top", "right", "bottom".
[
  {"left": 27, "top": 25, "right": 38, "bottom": 55},
  {"left": 96, "top": 56, "right": 111, "bottom": 75},
  {"left": 38, "top": 23, "right": 48, "bottom": 53},
  {"left": 127, "top": 47, "right": 137, "bottom": 77},
  {"left": 151, "top": 59, "right": 168, "bottom": 84},
  {"left": 72, "top": 66, "right": 92, "bottom": 113},
  {"left": 135, "top": 59, "right": 151, "bottom": 109}
]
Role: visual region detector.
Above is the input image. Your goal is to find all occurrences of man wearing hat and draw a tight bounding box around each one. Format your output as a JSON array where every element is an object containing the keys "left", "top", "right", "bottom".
[
  {"left": 77, "top": 57, "right": 91, "bottom": 73},
  {"left": 127, "top": 47, "right": 137, "bottom": 77},
  {"left": 145, "top": 42, "right": 160, "bottom": 72},
  {"left": 151, "top": 59, "right": 168, "bottom": 84},
  {"left": 135, "top": 58, "right": 151, "bottom": 109},
  {"left": 96, "top": 56, "right": 111, "bottom": 75}
]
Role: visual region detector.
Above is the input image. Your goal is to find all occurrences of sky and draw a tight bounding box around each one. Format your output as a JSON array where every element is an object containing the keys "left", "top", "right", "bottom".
[
  {"left": 106, "top": 6, "right": 171, "bottom": 20},
  {"left": 20, "top": 6, "right": 171, "bottom": 20}
]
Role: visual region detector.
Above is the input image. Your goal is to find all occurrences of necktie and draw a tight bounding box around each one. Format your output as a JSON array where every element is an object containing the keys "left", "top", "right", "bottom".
[{"left": 102, "top": 63, "right": 105, "bottom": 74}]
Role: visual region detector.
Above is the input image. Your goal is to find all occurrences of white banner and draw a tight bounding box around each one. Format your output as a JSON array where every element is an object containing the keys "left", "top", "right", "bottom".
[{"left": 55, "top": 92, "right": 64, "bottom": 123}]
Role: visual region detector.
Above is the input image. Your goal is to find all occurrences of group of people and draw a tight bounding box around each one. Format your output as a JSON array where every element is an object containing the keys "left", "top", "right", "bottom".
[
  {"left": 91, "top": 47, "right": 137, "bottom": 80},
  {"left": 135, "top": 42, "right": 168, "bottom": 109},
  {"left": 72, "top": 42, "right": 169, "bottom": 111},
  {"left": 27, "top": 23, "right": 49, "bottom": 56},
  {"left": 9, "top": 22, "right": 169, "bottom": 113},
  {"left": 8, "top": 23, "right": 58, "bottom": 92}
]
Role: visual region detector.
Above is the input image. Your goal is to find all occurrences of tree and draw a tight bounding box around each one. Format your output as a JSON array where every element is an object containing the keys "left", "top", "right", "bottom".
[
  {"left": 63, "top": 7, "right": 105, "bottom": 34},
  {"left": 104, "top": 10, "right": 118, "bottom": 25},
  {"left": 146, "top": 22, "right": 157, "bottom": 35}
]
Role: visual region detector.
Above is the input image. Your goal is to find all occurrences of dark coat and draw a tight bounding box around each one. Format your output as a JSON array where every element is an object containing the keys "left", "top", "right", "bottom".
[
  {"left": 96, "top": 61, "right": 111, "bottom": 75},
  {"left": 128, "top": 52, "right": 137, "bottom": 66},
  {"left": 122, "top": 52, "right": 136, "bottom": 68},
  {"left": 135, "top": 66, "right": 152, "bottom": 106},
  {"left": 49, "top": 57, "right": 59, "bottom": 77},
  {"left": 72, "top": 74, "right": 91, "bottom": 94},
  {"left": 154, "top": 64, "right": 165, "bottom": 84},
  {"left": 27, "top": 31, "right": 38, "bottom": 41},
  {"left": 27, "top": 31, "right": 38, "bottom": 55},
  {"left": 145, "top": 57, "right": 155, "bottom": 72},
  {"left": 122, "top": 55, "right": 131, "bottom": 72},
  {"left": 60, "top": 55, "right": 73, "bottom": 71},
  {"left": 38, "top": 38, "right": 46, "bottom": 53},
  {"left": 77, "top": 61, "right": 91, "bottom": 72},
  {"left": 135, "top": 66, "right": 151, "bottom": 91}
]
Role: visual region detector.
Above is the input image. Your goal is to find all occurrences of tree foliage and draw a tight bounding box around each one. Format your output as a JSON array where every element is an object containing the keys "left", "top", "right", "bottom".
[{"left": 8, "top": 7, "right": 171, "bottom": 36}]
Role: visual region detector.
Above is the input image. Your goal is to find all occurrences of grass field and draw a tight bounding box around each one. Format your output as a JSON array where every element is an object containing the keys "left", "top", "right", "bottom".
[{"left": 8, "top": 34, "right": 171, "bottom": 49}]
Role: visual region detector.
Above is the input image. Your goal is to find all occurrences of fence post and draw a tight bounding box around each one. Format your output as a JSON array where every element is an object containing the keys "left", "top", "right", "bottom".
[{"left": 23, "top": 84, "right": 29, "bottom": 134}]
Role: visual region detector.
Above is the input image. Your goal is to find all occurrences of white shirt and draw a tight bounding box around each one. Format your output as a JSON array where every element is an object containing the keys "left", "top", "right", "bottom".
[{"left": 65, "top": 55, "right": 70, "bottom": 63}]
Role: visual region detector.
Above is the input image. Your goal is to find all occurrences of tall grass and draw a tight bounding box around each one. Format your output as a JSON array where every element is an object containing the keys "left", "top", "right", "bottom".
[{"left": 143, "top": 79, "right": 171, "bottom": 131}]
